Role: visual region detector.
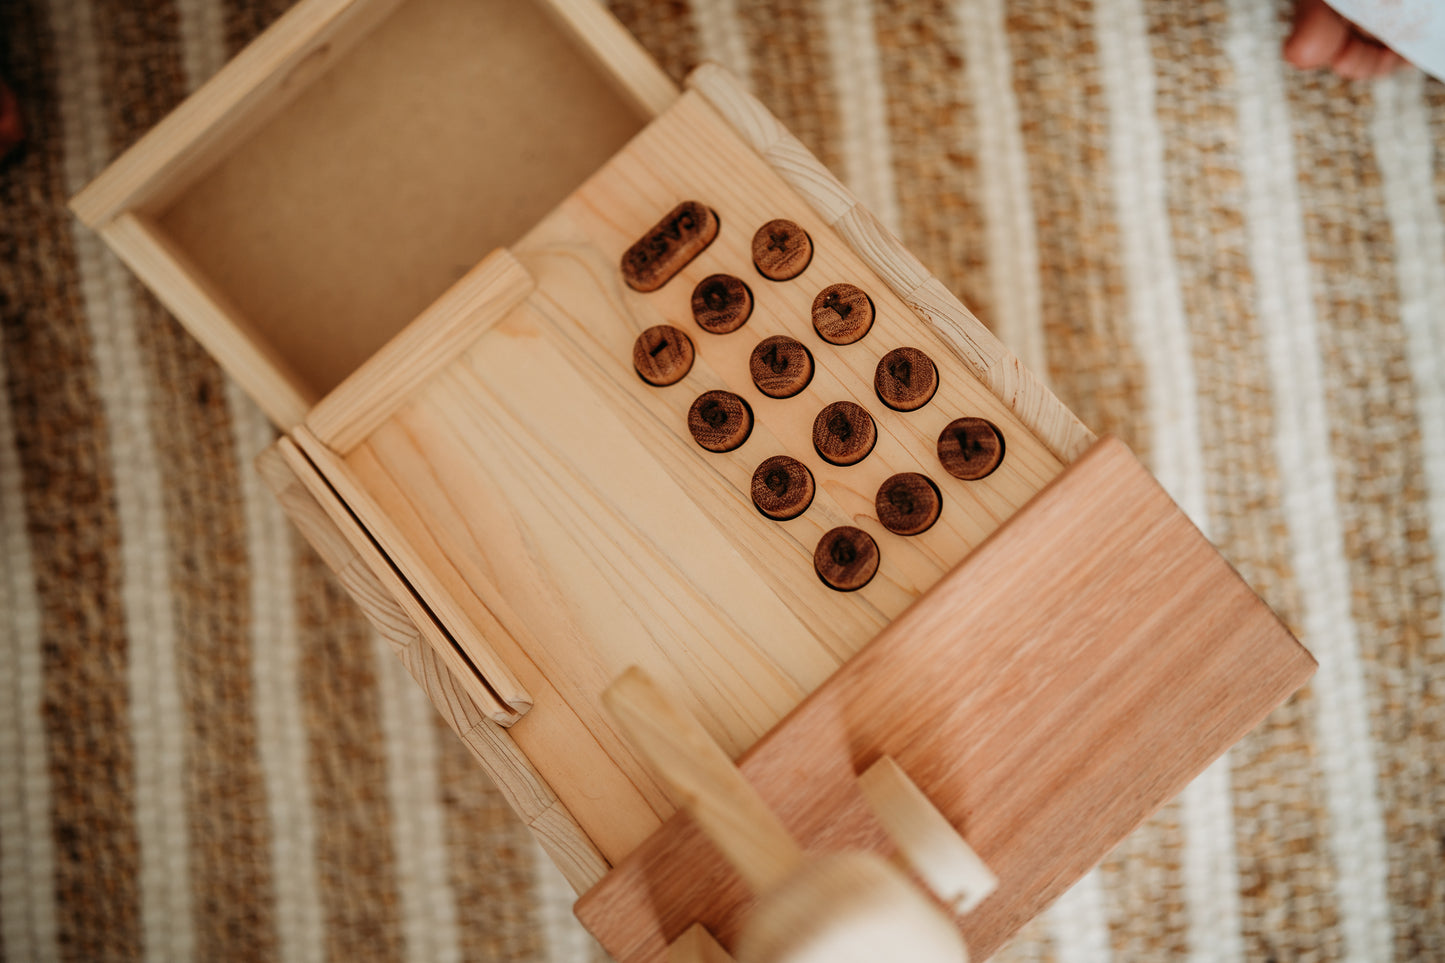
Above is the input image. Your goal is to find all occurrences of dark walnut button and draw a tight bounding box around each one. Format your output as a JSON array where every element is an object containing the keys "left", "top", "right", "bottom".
[
  {"left": 875, "top": 473, "right": 943, "bottom": 536},
  {"left": 750, "top": 336, "right": 815, "bottom": 399},
  {"left": 812, "top": 283, "right": 875, "bottom": 345},
  {"left": 874, "top": 347, "right": 938, "bottom": 412},
  {"left": 621, "top": 200, "right": 720, "bottom": 293},
  {"left": 750, "top": 455, "right": 815, "bottom": 521},
  {"left": 752, "top": 219, "right": 814, "bottom": 281},
  {"left": 691, "top": 274, "right": 754, "bottom": 334},
  {"left": 688, "top": 390, "right": 754, "bottom": 453},
  {"left": 937, "top": 417, "right": 1005, "bottom": 480},
  {"left": 814, "top": 526, "right": 880, "bottom": 592},
  {"left": 632, "top": 325, "right": 695, "bottom": 387},
  {"left": 813, "top": 401, "right": 877, "bottom": 466}
]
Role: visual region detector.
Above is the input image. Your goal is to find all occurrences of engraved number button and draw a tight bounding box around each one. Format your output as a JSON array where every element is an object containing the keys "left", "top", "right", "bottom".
[
  {"left": 937, "top": 417, "right": 1005, "bottom": 480},
  {"left": 691, "top": 274, "right": 754, "bottom": 334},
  {"left": 812, "top": 283, "right": 875, "bottom": 345},
  {"left": 621, "top": 200, "right": 720, "bottom": 293},
  {"left": 814, "top": 526, "right": 880, "bottom": 592},
  {"left": 632, "top": 325, "right": 695, "bottom": 387},
  {"left": 874, "top": 346, "right": 938, "bottom": 411},
  {"left": 688, "top": 390, "right": 754, "bottom": 453},
  {"left": 750, "top": 336, "right": 814, "bottom": 398},
  {"left": 813, "top": 401, "right": 877, "bottom": 466},
  {"left": 875, "top": 473, "right": 943, "bottom": 536},
  {"left": 751, "top": 219, "right": 814, "bottom": 281},
  {"left": 751, "top": 455, "right": 815, "bottom": 521}
]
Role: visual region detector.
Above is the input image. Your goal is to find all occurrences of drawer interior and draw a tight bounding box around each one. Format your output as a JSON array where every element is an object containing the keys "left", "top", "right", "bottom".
[{"left": 154, "top": 0, "right": 651, "bottom": 400}]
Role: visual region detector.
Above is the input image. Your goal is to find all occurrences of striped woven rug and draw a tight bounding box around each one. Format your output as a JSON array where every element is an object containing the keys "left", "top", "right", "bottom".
[{"left": 2, "top": 0, "right": 1442, "bottom": 960}]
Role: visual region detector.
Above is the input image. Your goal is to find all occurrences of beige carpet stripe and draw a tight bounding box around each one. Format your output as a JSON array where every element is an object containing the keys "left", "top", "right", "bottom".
[
  {"left": 687, "top": 0, "right": 752, "bottom": 86},
  {"left": 1296, "top": 67, "right": 1445, "bottom": 963},
  {"left": 436, "top": 720, "right": 545, "bottom": 963},
  {"left": 50, "top": 0, "right": 197, "bottom": 956},
  {"left": 1005, "top": 0, "right": 1151, "bottom": 459},
  {"left": 231, "top": 387, "right": 326, "bottom": 963},
  {"left": 1368, "top": 70, "right": 1445, "bottom": 962},
  {"left": 1226, "top": 2, "right": 1393, "bottom": 960},
  {"left": 1098, "top": 812, "right": 1187, "bottom": 960},
  {"left": 295, "top": 549, "right": 406, "bottom": 963},
  {"left": 736, "top": 0, "right": 843, "bottom": 172},
  {"left": 0, "top": 306, "right": 59, "bottom": 963},
  {"left": 370, "top": 640, "right": 461, "bottom": 963},
  {"left": 951, "top": 0, "right": 1044, "bottom": 370},
  {"left": 133, "top": 1, "right": 281, "bottom": 955},
  {"left": 531, "top": 836, "right": 604, "bottom": 963},
  {"left": 876, "top": 0, "right": 990, "bottom": 319},
  {"left": 816, "top": 0, "right": 898, "bottom": 231}
]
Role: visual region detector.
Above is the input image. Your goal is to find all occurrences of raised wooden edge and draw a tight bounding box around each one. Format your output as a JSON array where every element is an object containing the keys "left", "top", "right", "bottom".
[
  {"left": 100, "top": 213, "right": 314, "bottom": 428},
  {"left": 69, "top": 0, "right": 678, "bottom": 229},
  {"left": 685, "top": 64, "right": 1095, "bottom": 465},
  {"left": 275, "top": 432, "right": 531, "bottom": 721},
  {"left": 305, "top": 247, "right": 536, "bottom": 452},
  {"left": 576, "top": 436, "right": 1316, "bottom": 961},
  {"left": 289, "top": 425, "right": 536, "bottom": 718},
  {"left": 257, "top": 442, "right": 608, "bottom": 890}
]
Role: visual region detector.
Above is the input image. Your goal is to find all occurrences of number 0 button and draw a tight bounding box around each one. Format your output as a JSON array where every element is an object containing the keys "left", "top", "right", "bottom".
[{"left": 688, "top": 390, "right": 754, "bottom": 452}]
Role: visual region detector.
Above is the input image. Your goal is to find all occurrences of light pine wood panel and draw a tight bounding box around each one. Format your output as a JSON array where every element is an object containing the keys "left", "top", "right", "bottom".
[{"left": 575, "top": 438, "right": 1315, "bottom": 962}]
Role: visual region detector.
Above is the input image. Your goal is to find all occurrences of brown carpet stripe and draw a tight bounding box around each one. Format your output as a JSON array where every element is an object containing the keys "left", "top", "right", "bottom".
[
  {"left": 872, "top": 0, "right": 992, "bottom": 321},
  {"left": 436, "top": 720, "right": 547, "bottom": 963},
  {"left": 608, "top": 0, "right": 701, "bottom": 84},
  {"left": 1288, "top": 69, "right": 1445, "bottom": 963},
  {"left": 295, "top": 549, "right": 406, "bottom": 963},
  {"left": 88, "top": 0, "right": 282, "bottom": 955},
  {"left": 1098, "top": 808, "right": 1186, "bottom": 960},
  {"left": 1, "top": 2, "right": 144, "bottom": 960},
  {"left": 1005, "top": 0, "right": 1150, "bottom": 462},
  {"left": 1145, "top": 4, "right": 1348, "bottom": 960},
  {"left": 989, "top": 911, "right": 1056, "bottom": 963},
  {"left": 735, "top": 0, "right": 844, "bottom": 173}
]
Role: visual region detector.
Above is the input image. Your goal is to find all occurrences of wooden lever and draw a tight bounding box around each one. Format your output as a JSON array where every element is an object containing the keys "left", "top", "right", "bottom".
[{"left": 603, "top": 668, "right": 968, "bottom": 963}]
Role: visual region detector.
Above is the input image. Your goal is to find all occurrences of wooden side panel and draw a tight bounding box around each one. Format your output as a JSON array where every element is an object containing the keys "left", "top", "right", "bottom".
[
  {"left": 255, "top": 442, "right": 609, "bottom": 891},
  {"left": 686, "top": 65, "right": 1095, "bottom": 465},
  {"left": 575, "top": 437, "right": 1316, "bottom": 962}
]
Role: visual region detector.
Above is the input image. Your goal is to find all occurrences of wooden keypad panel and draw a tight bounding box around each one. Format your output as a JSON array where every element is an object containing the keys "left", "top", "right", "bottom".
[{"left": 624, "top": 199, "right": 1009, "bottom": 591}]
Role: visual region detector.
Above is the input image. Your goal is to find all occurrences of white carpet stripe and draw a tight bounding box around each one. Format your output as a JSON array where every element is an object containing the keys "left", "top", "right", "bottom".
[
  {"left": 951, "top": 0, "right": 1046, "bottom": 375},
  {"left": 0, "top": 332, "right": 59, "bottom": 963},
  {"left": 1047, "top": 870, "right": 1113, "bottom": 963},
  {"left": 372, "top": 637, "right": 462, "bottom": 963},
  {"left": 818, "top": 0, "right": 901, "bottom": 233},
  {"left": 1372, "top": 68, "right": 1445, "bottom": 684},
  {"left": 1225, "top": 4, "right": 1394, "bottom": 961},
  {"left": 531, "top": 837, "right": 602, "bottom": 963},
  {"left": 688, "top": 0, "right": 751, "bottom": 90},
  {"left": 229, "top": 387, "right": 325, "bottom": 963},
  {"left": 1092, "top": 2, "right": 1243, "bottom": 960},
  {"left": 49, "top": 1, "right": 193, "bottom": 959}
]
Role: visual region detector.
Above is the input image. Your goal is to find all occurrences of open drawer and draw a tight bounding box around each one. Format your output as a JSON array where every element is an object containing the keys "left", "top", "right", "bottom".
[{"left": 74, "top": 4, "right": 1315, "bottom": 959}]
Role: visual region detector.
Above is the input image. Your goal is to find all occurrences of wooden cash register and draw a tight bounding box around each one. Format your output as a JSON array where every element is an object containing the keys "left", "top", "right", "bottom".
[{"left": 71, "top": 0, "right": 1316, "bottom": 958}]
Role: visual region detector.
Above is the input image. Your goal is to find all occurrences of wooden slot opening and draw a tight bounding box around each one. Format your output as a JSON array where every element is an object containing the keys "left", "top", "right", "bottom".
[{"left": 154, "top": 0, "right": 650, "bottom": 404}]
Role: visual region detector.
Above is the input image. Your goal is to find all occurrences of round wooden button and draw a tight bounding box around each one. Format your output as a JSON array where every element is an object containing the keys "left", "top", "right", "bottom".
[
  {"left": 752, "top": 219, "right": 814, "bottom": 281},
  {"left": 813, "top": 401, "right": 876, "bottom": 466},
  {"left": 812, "top": 283, "right": 874, "bottom": 345},
  {"left": 874, "top": 347, "right": 938, "bottom": 411},
  {"left": 937, "top": 417, "right": 1005, "bottom": 480},
  {"left": 814, "top": 526, "right": 880, "bottom": 592},
  {"left": 691, "top": 274, "right": 754, "bottom": 334},
  {"left": 875, "top": 473, "right": 943, "bottom": 536},
  {"left": 688, "top": 390, "right": 754, "bottom": 452},
  {"left": 750, "top": 336, "right": 814, "bottom": 399},
  {"left": 750, "top": 455, "right": 815, "bottom": 520},
  {"left": 632, "top": 325, "right": 695, "bottom": 386}
]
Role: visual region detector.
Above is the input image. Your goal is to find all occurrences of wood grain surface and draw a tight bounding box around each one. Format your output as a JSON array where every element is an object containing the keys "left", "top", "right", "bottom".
[{"left": 575, "top": 437, "right": 1315, "bottom": 962}]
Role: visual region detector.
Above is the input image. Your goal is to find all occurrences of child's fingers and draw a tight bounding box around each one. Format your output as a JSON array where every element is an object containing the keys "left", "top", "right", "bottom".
[
  {"left": 1332, "top": 37, "right": 1389, "bottom": 79},
  {"left": 1285, "top": 0, "right": 1352, "bottom": 68}
]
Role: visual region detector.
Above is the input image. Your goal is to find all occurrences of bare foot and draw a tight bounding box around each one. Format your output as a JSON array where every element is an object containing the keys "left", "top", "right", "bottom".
[{"left": 1284, "top": 0, "right": 1408, "bottom": 80}]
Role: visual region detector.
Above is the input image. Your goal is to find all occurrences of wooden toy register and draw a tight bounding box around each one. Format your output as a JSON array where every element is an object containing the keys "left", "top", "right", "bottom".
[{"left": 72, "top": 1, "right": 1315, "bottom": 958}]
